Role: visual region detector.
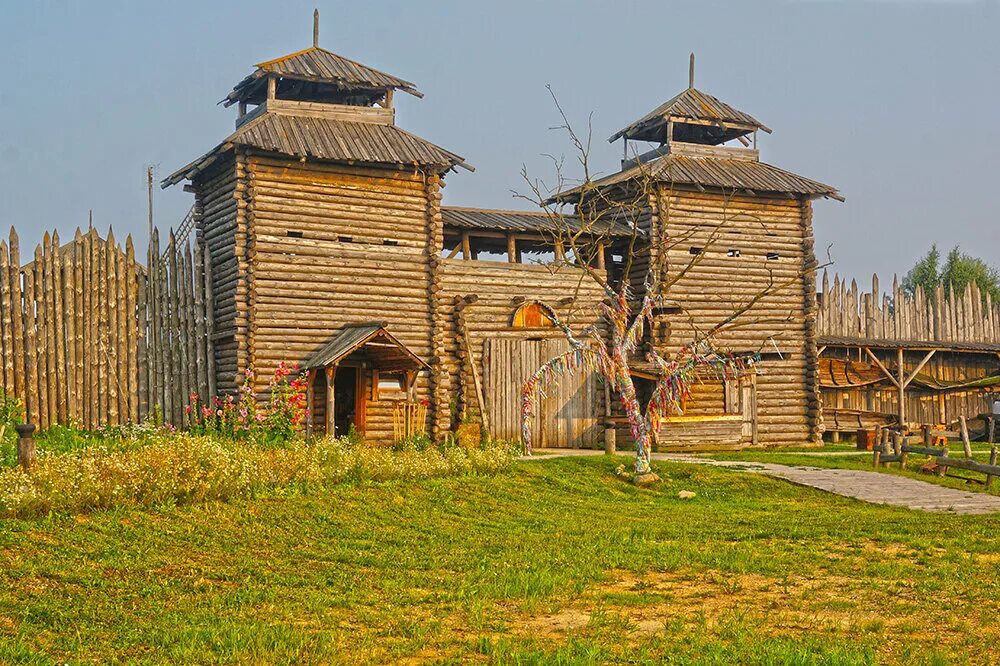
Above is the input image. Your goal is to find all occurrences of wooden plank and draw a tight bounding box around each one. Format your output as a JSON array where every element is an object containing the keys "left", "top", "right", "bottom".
[
  {"left": 960, "top": 415, "right": 972, "bottom": 458},
  {"left": 193, "top": 242, "right": 208, "bottom": 404},
  {"left": 52, "top": 232, "right": 67, "bottom": 424},
  {"left": 73, "top": 230, "right": 85, "bottom": 424},
  {"left": 106, "top": 230, "right": 119, "bottom": 426},
  {"left": 202, "top": 238, "right": 217, "bottom": 400},
  {"left": 0, "top": 241, "right": 13, "bottom": 397},
  {"left": 126, "top": 237, "right": 139, "bottom": 422},
  {"left": 183, "top": 243, "right": 197, "bottom": 419},
  {"left": 8, "top": 229, "right": 24, "bottom": 403},
  {"left": 63, "top": 252, "right": 76, "bottom": 423},
  {"left": 23, "top": 265, "right": 38, "bottom": 426},
  {"left": 35, "top": 244, "right": 49, "bottom": 429}
]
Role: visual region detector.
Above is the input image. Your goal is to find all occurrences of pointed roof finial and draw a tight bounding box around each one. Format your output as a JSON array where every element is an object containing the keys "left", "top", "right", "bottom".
[
  {"left": 689, "top": 52, "right": 695, "bottom": 88},
  {"left": 313, "top": 9, "right": 320, "bottom": 47}
]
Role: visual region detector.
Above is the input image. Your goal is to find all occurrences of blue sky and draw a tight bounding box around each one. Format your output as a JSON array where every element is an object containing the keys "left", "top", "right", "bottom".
[{"left": 1, "top": 0, "right": 998, "bottom": 283}]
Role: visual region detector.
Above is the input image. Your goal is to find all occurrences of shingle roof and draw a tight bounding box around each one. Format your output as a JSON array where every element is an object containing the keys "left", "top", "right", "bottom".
[
  {"left": 163, "top": 112, "right": 469, "bottom": 187},
  {"left": 301, "top": 322, "right": 429, "bottom": 371},
  {"left": 442, "top": 207, "right": 637, "bottom": 238},
  {"left": 554, "top": 153, "right": 841, "bottom": 202},
  {"left": 609, "top": 87, "right": 770, "bottom": 144},
  {"left": 223, "top": 46, "right": 421, "bottom": 107}
]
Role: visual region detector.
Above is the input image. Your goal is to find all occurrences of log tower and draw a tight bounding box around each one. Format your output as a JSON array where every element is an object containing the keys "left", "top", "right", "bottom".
[
  {"left": 163, "top": 13, "right": 468, "bottom": 442},
  {"left": 561, "top": 55, "right": 843, "bottom": 446}
]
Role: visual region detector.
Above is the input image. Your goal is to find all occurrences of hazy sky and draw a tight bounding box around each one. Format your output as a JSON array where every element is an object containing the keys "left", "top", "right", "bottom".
[{"left": 1, "top": 0, "right": 998, "bottom": 285}]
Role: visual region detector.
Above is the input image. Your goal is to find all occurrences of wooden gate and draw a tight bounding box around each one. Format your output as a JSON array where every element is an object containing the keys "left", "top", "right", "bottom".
[{"left": 483, "top": 337, "right": 602, "bottom": 448}]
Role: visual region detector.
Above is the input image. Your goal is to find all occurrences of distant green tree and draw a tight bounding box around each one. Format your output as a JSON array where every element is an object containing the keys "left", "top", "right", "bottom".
[
  {"left": 903, "top": 245, "right": 1000, "bottom": 303},
  {"left": 902, "top": 245, "right": 941, "bottom": 299}
]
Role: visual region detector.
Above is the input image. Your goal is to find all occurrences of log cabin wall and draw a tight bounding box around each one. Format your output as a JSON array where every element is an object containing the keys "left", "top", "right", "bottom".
[
  {"left": 436, "top": 259, "right": 608, "bottom": 428},
  {"left": 242, "top": 155, "right": 437, "bottom": 444},
  {"left": 193, "top": 156, "right": 248, "bottom": 394},
  {"left": 651, "top": 187, "right": 819, "bottom": 446}
]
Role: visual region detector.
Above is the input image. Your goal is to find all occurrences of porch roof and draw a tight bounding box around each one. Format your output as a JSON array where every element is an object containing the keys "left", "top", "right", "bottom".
[{"left": 302, "top": 322, "right": 429, "bottom": 372}]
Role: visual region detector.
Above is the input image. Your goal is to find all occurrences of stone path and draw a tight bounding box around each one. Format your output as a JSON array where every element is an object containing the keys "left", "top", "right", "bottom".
[{"left": 525, "top": 449, "right": 1000, "bottom": 515}]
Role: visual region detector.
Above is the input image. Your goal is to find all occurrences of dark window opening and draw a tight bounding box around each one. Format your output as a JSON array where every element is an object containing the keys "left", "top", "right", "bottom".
[
  {"left": 382, "top": 239, "right": 399, "bottom": 246},
  {"left": 286, "top": 230, "right": 303, "bottom": 239},
  {"left": 727, "top": 248, "right": 741, "bottom": 257},
  {"left": 689, "top": 246, "right": 703, "bottom": 255},
  {"left": 338, "top": 235, "right": 353, "bottom": 243},
  {"left": 766, "top": 252, "right": 780, "bottom": 261}
]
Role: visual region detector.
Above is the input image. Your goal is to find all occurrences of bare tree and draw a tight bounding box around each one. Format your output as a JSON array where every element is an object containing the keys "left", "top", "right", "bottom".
[{"left": 517, "top": 89, "right": 811, "bottom": 477}]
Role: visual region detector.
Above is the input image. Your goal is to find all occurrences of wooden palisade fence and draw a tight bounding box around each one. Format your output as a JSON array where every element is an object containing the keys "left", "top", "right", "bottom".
[
  {"left": 818, "top": 271, "right": 1000, "bottom": 344},
  {"left": 0, "top": 226, "right": 215, "bottom": 429}
]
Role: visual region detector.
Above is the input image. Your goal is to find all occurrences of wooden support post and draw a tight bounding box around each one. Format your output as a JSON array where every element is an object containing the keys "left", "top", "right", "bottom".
[
  {"left": 461, "top": 232, "right": 471, "bottom": 260},
  {"left": 988, "top": 446, "right": 998, "bottom": 488},
  {"left": 15, "top": 423, "right": 36, "bottom": 471},
  {"left": 873, "top": 448, "right": 881, "bottom": 469},
  {"left": 922, "top": 424, "right": 932, "bottom": 448},
  {"left": 325, "top": 366, "right": 336, "bottom": 437},
  {"left": 960, "top": 415, "right": 972, "bottom": 458},
  {"left": 507, "top": 235, "right": 517, "bottom": 263},
  {"left": 595, "top": 242, "right": 606, "bottom": 270},
  {"left": 937, "top": 448, "right": 949, "bottom": 477},
  {"left": 554, "top": 240, "right": 565, "bottom": 263},
  {"left": 896, "top": 348, "right": 906, "bottom": 430},
  {"left": 305, "top": 370, "right": 315, "bottom": 439},
  {"left": 989, "top": 416, "right": 996, "bottom": 445},
  {"left": 267, "top": 75, "right": 277, "bottom": 101}
]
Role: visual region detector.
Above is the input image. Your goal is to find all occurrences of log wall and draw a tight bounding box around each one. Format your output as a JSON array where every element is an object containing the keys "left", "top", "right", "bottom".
[
  {"left": 193, "top": 156, "right": 246, "bottom": 394},
  {"left": 242, "top": 157, "right": 436, "bottom": 444},
  {"left": 0, "top": 227, "right": 214, "bottom": 429},
  {"left": 651, "top": 188, "right": 819, "bottom": 446},
  {"left": 436, "top": 258, "right": 608, "bottom": 436}
]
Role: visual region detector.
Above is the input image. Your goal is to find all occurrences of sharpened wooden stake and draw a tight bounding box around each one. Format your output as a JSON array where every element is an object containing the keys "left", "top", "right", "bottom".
[
  {"left": 689, "top": 53, "right": 695, "bottom": 88},
  {"left": 313, "top": 9, "right": 320, "bottom": 47}
]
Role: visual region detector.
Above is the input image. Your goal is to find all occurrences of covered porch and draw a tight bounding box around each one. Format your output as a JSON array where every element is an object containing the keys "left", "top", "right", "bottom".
[{"left": 301, "top": 322, "right": 430, "bottom": 442}]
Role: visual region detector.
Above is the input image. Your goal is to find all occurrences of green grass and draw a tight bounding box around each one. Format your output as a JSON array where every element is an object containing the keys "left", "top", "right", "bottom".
[{"left": 3, "top": 456, "right": 1000, "bottom": 664}]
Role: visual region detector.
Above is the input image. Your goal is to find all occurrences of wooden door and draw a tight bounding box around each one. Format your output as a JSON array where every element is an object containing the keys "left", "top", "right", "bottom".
[{"left": 483, "top": 337, "right": 601, "bottom": 448}]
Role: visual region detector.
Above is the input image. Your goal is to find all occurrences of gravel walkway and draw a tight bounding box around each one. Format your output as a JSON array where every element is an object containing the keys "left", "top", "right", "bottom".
[{"left": 525, "top": 449, "right": 1000, "bottom": 515}]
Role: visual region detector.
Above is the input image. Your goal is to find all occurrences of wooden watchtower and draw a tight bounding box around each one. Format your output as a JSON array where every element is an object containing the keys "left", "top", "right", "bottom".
[
  {"left": 560, "top": 56, "right": 843, "bottom": 447},
  {"left": 163, "top": 13, "right": 468, "bottom": 441}
]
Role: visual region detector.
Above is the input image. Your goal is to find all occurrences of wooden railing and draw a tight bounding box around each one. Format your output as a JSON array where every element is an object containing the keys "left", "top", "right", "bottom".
[
  {"left": 873, "top": 416, "right": 1000, "bottom": 489},
  {"left": 393, "top": 401, "right": 428, "bottom": 442}
]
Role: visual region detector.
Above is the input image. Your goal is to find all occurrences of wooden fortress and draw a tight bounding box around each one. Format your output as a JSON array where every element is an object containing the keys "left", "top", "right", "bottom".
[{"left": 164, "top": 26, "right": 840, "bottom": 448}]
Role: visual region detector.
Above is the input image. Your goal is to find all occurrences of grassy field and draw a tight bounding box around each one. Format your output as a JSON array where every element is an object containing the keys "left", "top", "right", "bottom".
[{"left": 2, "top": 455, "right": 1000, "bottom": 664}]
